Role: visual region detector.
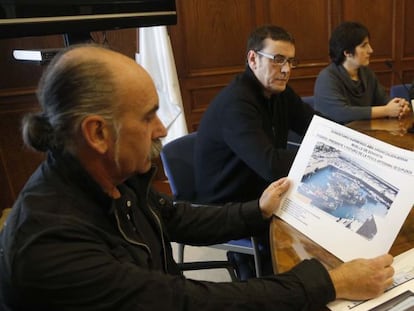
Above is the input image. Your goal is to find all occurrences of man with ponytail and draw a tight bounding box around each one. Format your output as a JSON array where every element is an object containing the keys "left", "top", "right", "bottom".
[{"left": 0, "top": 45, "right": 394, "bottom": 311}]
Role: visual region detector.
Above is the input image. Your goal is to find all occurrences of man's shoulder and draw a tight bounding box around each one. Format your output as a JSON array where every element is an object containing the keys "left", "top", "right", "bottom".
[
  {"left": 221, "top": 72, "right": 258, "bottom": 96},
  {"left": 207, "top": 75, "right": 260, "bottom": 111}
]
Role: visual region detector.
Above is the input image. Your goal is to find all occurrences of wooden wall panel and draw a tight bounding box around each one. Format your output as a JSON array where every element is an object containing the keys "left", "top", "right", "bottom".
[
  {"left": 264, "top": 0, "right": 337, "bottom": 96},
  {"left": 0, "top": 29, "right": 137, "bottom": 211},
  {"left": 0, "top": 37, "right": 57, "bottom": 89},
  {"left": 169, "top": 0, "right": 263, "bottom": 132},
  {"left": 0, "top": 92, "right": 44, "bottom": 209},
  {"left": 342, "top": 0, "right": 395, "bottom": 60},
  {"left": 169, "top": 0, "right": 414, "bottom": 133},
  {"left": 1, "top": 0, "right": 414, "bottom": 211},
  {"left": 179, "top": 72, "right": 236, "bottom": 131},
  {"left": 401, "top": 0, "right": 414, "bottom": 83},
  {"left": 266, "top": 0, "right": 333, "bottom": 64},
  {"left": 0, "top": 146, "right": 13, "bottom": 208},
  {"left": 402, "top": 0, "right": 414, "bottom": 57},
  {"left": 340, "top": 0, "right": 399, "bottom": 88},
  {"left": 171, "top": 0, "right": 334, "bottom": 130},
  {"left": 172, "top": 0, "right": 259, "bottom": 76}
]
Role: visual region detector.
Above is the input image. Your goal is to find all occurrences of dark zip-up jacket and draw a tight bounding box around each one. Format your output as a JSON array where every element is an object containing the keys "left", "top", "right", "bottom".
[
  {"left": 195, "top": 66, "right": 315, "bottom": 203},
  {"left": 0, "top": 152, "right": 335, "bottom": 311}
]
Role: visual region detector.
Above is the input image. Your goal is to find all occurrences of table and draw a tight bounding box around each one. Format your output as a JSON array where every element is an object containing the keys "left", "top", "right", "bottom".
[
  {"left": 271, "top": 116, "right": 414, "bottom": 273},
  {"left": 347, "top": 116, "right": 414, "bottom": 151}
]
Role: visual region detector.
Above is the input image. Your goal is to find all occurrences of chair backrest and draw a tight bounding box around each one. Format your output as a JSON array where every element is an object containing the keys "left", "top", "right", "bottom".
[
  {"left": 390, "top": 84, "right": 412, "bottom": 101},
  {"left": 287, "top": 96, "right": 314, "bottom": 150},
  {"left": 162, "top": 133, "right": 265, "bottom": 278},
  {"left": 160, "top": 132, "right": 197, "bottom": 201},
  {"left": 302, "top": 95, "right": 315, "bottom": 109}
]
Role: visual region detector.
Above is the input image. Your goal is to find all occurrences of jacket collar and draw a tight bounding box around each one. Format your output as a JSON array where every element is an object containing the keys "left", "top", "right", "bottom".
[
  {"left": 242, "top": 65, "right": 287, "bottom": 102},
  {"left": 242, "top": 65, "right": 267, "bottom": 97},
  {"left": 48, "top": 151, "right": 157, "bottom": 214}
]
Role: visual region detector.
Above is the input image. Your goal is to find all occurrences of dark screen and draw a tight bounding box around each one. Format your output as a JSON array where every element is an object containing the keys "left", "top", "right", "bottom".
[{"left": 0, "top": 0, "right": 177, "bottom": 38}]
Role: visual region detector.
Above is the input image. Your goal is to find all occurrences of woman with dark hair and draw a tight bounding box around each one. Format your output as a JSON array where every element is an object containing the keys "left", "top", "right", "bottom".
[{"left": 314, "top": 21, "right": 410, "bottom": 124}]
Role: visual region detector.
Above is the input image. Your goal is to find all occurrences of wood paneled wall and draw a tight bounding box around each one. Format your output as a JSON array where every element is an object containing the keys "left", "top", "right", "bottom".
[
  {"left": 169, "top": 0, "right": 414, "bottom": 131},
  {"left": 0, "top": 30, "right": 137, "bottom": 210},
  {"left": 1, "top": 0, "right": 413, "bottom": 211}
]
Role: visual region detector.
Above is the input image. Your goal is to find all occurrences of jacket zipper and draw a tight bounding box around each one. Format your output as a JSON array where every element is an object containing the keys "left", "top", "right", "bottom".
[
  {"left": 114, "top": 167, "right": 169, "bottom": 273},
  {"left": 149, "top": 208, "right": 168, "bottom": 272},
  {"left": 146, "top": 167, "right": 169, "bottom": 273},
  {"left": 114, "top": 208, "right": 152, "bottom": 255}
]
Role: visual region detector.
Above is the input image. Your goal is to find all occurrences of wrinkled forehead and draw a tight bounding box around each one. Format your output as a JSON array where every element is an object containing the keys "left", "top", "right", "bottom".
[{"left": 116, "top": 68, "right": 159, "bottom": 116}]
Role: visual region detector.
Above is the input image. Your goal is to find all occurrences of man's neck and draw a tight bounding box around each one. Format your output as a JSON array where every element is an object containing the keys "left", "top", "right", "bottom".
[{"left": 77, "top": 152, "right": 122, "bottom": 199}]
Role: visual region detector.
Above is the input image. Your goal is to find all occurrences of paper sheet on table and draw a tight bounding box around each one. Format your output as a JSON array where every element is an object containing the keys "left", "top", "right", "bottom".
[
  {"left": 276, "top": 115, "right": 414, "bottom": 262},
  {"left": 328, "top": 248, "right": 414, "bottom": 311}
]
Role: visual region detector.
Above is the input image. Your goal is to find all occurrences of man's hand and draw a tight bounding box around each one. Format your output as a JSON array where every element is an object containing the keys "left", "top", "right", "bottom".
[
  {"left": 329, "top": 254, "right": 394, "bottom": 300},
  {"left": 259, "top": 177, "right": 290, "bottom": 218}
]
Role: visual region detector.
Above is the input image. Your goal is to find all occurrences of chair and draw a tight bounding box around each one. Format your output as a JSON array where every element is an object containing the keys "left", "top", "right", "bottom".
[
  {"left": 160, "top": 132, "right": 265, "bottom": 279},
  {"left": 287, "top": 96, "right": 314, "bottom": 150},
  {"left": 302, "top": 95, "right": 315, "bottom": 108},
  {"left": 390, "top": 84, "right": 412, "bottom": 101}
]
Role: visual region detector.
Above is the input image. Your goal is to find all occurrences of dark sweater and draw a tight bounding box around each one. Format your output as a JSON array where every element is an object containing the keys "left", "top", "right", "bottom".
[
  {"left": 194, "top": 66, "right": 315, "bottom": 203},
  {"left": 314, "top": 63, "right": 389, "bottom": 124}
]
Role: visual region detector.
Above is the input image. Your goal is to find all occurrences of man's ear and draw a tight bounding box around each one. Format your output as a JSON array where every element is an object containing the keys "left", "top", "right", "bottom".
[
  {"left": 247, "top": 50, "right": 258, "bottom": 69},
  {"left": 80, "top": 115, "right": 111, "bottom": 154}
]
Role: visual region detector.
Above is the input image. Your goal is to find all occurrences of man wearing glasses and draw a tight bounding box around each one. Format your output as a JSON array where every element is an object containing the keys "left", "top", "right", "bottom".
[{"left": 194, "top": 25, "right": 316, "bottom": 279}]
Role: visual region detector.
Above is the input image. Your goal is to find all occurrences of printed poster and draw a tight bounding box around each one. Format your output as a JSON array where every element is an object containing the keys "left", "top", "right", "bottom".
[{"left": 276, "top": 115, "right": 414, "bottom": 262}]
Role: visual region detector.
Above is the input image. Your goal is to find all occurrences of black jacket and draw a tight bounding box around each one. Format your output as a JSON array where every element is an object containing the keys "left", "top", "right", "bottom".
[
  {"left": 195, "top": 66, "right": 315, "bottom": 203},
  {"left": 0, "top": 152, "right": 335, "bottom": 311}
]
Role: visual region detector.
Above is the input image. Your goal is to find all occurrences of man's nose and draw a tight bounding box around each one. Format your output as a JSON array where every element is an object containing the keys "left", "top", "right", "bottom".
[{"left": 154, "top": 116, "right": 168, "bottom": 138}]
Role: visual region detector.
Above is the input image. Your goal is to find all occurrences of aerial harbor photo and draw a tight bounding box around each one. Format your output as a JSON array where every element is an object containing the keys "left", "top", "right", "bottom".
[{"left": 297, "top": 142, "right": 399, "bottom": 240}]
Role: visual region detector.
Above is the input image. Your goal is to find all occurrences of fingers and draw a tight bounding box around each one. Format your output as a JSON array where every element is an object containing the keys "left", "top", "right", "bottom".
[
  {"left": 397, "top": 99, "right": 411, "bottom": 118},
  {"left": 374, "top": 253, "right": 394, "bottom": 283},
  {"left": 271, "top": 177, "right": 290, "bottom": 197},
  {"left": 259, "top": 178, "right": 290, "bottom": 218},
  {"left": 385, "top": 265, "right": 395, "bottom": 284},
  {"left": 366, "top": 254, "right": 395, "bottom": 295},
  {"left": 331, "top": 254, "right": 395, "bottom": 300},
  {"left": 374, "top": 254, "right": 395, "bottom": 295},
  {"left": 375, "top": 253, "right": 393, "bottom": 266},
  {"left": 390, "top": 98, "right": 410, "bottom": 118},
  {"left": 271, "top": 177, "right": 289, "bottom": 187}
]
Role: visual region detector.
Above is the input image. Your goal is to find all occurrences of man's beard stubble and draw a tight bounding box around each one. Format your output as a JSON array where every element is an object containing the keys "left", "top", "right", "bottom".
[{"left": 150, "top": 139, "right": 163, "bottom": 160}]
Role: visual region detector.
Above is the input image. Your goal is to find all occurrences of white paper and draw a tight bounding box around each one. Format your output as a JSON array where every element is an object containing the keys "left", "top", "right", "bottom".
[
  {"left": 328, "top": 248, "right": 414, "bottom": 311},
  {"left": 276, "top": 115, "right": 414, "bottom": 262}
]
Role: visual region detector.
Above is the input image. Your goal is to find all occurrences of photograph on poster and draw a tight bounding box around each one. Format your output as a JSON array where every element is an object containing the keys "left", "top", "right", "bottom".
[
  {"left": 296, "top": 141, "right": 399, "bottom": 240},
  {"left": 277, "top": 115, "right": 414, "bottom": 262}
]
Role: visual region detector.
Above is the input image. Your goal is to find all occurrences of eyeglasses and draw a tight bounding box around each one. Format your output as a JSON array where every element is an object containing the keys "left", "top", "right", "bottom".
[{"left": 256, "top": 51, "right": 298, "bottom": 68}]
